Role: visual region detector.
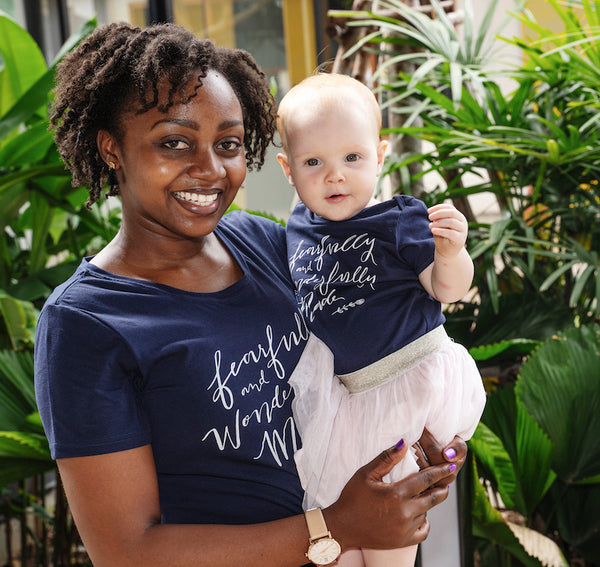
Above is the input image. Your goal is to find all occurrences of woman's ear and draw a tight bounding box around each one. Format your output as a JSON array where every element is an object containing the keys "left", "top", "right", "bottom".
[
  {"left": 276, "top": 153, "right": 295, "bottom": 186},
  {"left": 97, "top": 130, "right": 120, "bottom": 169},
  {"left": 376, "top": 139, "right": 389, "bottom": 176}
]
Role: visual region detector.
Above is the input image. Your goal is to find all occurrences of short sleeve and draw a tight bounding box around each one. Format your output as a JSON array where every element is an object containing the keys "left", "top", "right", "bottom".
[
  {"left": 34, "top": 303, "right": 151, "bottom": 459},
  {"left": 395, "top": 196, "right": 435, "bottom": 275}
]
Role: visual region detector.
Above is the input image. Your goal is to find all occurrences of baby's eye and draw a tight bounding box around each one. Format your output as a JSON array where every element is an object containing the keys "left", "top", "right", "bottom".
[
  {"left": 163, "top": 139, "right": 189, "bottom": 150},
  {"left": 306, "top": 158, "right": 320, "bottom": 166},
  {"left": 345, "top": 153, "right": 360, "bottom": 162}
]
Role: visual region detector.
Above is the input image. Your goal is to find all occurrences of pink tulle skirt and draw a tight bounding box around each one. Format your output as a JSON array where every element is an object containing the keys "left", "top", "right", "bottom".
[{"left": 290, "top": 329, "right": 486, "bottom": 510}]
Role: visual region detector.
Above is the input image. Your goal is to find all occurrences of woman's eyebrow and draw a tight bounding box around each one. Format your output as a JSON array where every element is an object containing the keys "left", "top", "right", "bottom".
[
  {"left": 151, "top": 118, "right": 199, "bottom": 130},
  {"left": 219, "top": 119, "right": 244, "bottom": 131},
  {"left": 151, "top": 118, "right": 243, "bottom": 131}
]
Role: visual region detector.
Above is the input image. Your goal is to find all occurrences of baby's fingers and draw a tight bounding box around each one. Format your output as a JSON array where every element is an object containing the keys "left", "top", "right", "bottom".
[{"left": 428, "top": 203, "right": 464, "bottom": 218}]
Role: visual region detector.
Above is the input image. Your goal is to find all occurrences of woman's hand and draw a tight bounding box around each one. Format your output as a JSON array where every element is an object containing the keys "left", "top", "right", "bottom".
[
  {"left": 413, "top": 429, "right": 467, "bottom": 487},
  {"left": 323, "top": 440, "right": 456, "bottom": 552}
]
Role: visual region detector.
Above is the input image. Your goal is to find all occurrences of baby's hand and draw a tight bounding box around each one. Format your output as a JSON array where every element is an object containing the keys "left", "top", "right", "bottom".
[{"left": 428, "top": 203, "right": 468, "bottom": 258}]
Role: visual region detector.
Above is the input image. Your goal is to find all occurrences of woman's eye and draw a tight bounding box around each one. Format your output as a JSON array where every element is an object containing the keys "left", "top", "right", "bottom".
[
  {"left": 345, "top": 153, "right": 359, "bottom": 162},
  {"left": 163, "top": 139, "right": 189, "bottom": 150},
  {"left": 306, "top": 158, "right": 320, "bottom": 166},
  {"left": 220, "top": 140, "right": 242, "bottom": 152}
]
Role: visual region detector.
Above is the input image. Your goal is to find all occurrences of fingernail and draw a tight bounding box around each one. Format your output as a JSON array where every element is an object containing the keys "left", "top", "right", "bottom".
[
  {"left": 449, "top": 463, "right": 457, "bottom": 472},
  {"left": 395, "top": 439, "right": 405, "bottom": 450},
  {"left": 444, "top": 448, "right": 457, "bottom": 460}
]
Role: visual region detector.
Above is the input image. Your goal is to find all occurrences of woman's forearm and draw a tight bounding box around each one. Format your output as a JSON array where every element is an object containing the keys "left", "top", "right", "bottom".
[{"left": 99, "top": 516, "right": 311, "bottom": 567}]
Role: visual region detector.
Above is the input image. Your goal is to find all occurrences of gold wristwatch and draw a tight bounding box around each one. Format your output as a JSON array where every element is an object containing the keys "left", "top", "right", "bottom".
[{"left": 304, "top": 508, "right": 342, "bottom": 565}]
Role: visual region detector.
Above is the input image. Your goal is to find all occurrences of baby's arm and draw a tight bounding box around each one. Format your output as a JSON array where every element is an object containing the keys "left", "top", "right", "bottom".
[{"left": 418, "top": 203, "right": 474, "bottom": 304}]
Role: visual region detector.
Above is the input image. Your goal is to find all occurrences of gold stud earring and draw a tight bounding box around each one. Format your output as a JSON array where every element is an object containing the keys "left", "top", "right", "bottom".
[{"left": 107, "top": 161, "right": 118, "bottom": 188}]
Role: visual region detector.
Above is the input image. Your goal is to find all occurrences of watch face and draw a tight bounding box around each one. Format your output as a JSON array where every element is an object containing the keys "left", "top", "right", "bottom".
[{"left": 307, "top": 538, "right": 341, "bottom": 564}]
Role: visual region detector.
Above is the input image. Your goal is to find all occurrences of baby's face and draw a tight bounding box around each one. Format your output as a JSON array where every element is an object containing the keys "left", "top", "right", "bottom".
[{"left": 279, "top": 103, "right": 386, "bottom": 221}]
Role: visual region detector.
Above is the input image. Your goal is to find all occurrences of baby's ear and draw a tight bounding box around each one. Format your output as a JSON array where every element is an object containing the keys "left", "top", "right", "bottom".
[
  {"left": 376, "top": 139, "right": 389, "bottom": 176},
  {"left": 276, "top": 153, "right": 295, "bottom": 186}
]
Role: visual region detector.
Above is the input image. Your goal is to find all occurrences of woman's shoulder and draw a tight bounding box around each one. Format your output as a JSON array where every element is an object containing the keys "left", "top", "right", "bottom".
[
  {"left": 221, "top": 208, "right": 283, "bottom": 232},
  {"left": 42, "top": 259, "right": 92, "bottom": 308},
  {"left": 219, "top": 209, "right": 286, "bottom": 250},
  {"left": 40, "top": 257, "right": 164, "bottom": 321}
]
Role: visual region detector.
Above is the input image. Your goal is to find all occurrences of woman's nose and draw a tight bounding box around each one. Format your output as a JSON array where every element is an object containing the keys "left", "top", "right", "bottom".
[{"left": 188, "top": 149, "right": 226, "bottom": 180}]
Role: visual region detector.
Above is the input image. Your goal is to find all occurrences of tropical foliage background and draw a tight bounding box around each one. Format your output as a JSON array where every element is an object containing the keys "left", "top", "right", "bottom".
[{"left": 0, "top": 0, "right": 598, "bottom": 565}]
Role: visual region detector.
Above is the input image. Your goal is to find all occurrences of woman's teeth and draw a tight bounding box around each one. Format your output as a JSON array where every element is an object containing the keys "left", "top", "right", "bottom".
[{"left": 174, "top": 191, "right": 218, "bottom": 206}]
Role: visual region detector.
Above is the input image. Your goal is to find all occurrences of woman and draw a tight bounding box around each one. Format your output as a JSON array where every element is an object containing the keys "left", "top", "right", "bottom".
[{"left": 34, "top": 22, "right": 466, "bottom": 566}]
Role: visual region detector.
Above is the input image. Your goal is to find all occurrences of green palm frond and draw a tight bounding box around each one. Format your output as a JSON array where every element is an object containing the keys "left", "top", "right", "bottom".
[{"left": 516, "top": 325, "right": 600, "bottom": 483}]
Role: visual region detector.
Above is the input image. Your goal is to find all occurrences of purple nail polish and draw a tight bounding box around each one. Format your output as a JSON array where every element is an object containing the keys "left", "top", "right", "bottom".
[
  {"left": 449, "top": 463, "right": 457, "bottom": 472},
  {"left": 395, "top": 439, "right": 405, "bottom": 450},
  {"left": 444, "top": 448, "right": 457, "bottom": 460}
]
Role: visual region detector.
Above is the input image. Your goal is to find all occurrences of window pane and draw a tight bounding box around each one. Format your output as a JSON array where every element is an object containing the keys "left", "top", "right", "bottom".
[
  {"left": 65, "top": 0, "right": 149, "bottom": 30},
  {"left": 173, "top": 0, "right": 287, "bottom": 97},
  {"left": 1, "top": 0, "right": 26, "bottom": 26}
]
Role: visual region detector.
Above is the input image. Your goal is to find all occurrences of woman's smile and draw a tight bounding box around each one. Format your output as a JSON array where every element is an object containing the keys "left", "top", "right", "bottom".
[{"left": 172, "top": 190, "right": 220, "bottom": 210}]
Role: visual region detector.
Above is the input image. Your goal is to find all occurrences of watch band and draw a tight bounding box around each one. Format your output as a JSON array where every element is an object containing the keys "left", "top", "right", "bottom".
[
  {"left": 304, "top": 508, "right": 341, "bottom": 566},
  {"left": 305, "top": 508, "right": 330, "bottom": 541}
]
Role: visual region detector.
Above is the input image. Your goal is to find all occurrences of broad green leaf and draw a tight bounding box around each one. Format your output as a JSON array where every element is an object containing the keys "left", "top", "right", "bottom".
[
  {"left": 469, "top": 422, "right": 517, "bottom": 509},
  {"left": 574, "top": 473, "right": 600, "bottom": 485},
  {"left": 28, "top": 190, "right": 54, "bottom": 274},
  {"left": 25, "top": 412, "right": 44, "bottom": 434},
  {"left": 0, "top": 348, "right": 35, "bottom": 404},
  {"left": 469, "top": 339, "right": 540, "bottom": 362},
  {"left": 478, "top": 379, "right": 557, "bottom": 518},
  {"left": 0, "top": 17, "right": 96, "bottom": 140},
  {"left": 551, "top": 480, "right": 600, "bottom": 565},
  {"left": 0, "top": 293, "right": 37, "bottom": 350},
  {"left": 0, "top": 67, "right": 54, "bottom": 140},
  {"left": 471, "top": 459, "right": 544, "bottom": 566},
  {"left": 0, "top": 181, "right": 29, "bottom": 232},
  {"left": 514, "top": 396, "right": 556, "bottom": 516},
  {"left": 569, "top": 264, "right": 595, "bottom": 308},
  {"left": 517, "top": 325, "right": 600, "bottom": 482},
  {"left": 0, "top": 120, "right": 54, "bottom": 166},
  {"left": 0, "top": 350, "right": 35, "bottom": 430},
  {"left": 0, "top": 432, "right": 53, "bottom": 487},
  {"left": 9, "top": 275, "right": 52, "bottom": 303},
  {"left": 0, "top": 458, "right": 54, "bottom": 488},
  {"left": 0, "top": 164, "right": 68, "bottom": 195},
  {"left": 0, "top": 431, "right": 48, "bottom": 459},
  {"left": 0, "top": 13, "right": 46, "bottom": 117}
]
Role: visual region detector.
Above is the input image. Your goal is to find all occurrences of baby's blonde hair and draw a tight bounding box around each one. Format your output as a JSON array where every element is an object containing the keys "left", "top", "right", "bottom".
[{"left": 277, "top": 73, "right": 382, "bottom": 152}]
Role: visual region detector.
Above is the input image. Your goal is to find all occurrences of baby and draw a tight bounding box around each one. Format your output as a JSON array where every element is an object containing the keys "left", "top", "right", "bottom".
[{"left": 277, "top": 73, "right": 486, "bottom": 567}]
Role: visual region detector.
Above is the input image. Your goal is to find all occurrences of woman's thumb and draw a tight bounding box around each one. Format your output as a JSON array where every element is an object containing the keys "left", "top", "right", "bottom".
[{"left": 366, "top": 439, "right": 408, "bottom": 481}]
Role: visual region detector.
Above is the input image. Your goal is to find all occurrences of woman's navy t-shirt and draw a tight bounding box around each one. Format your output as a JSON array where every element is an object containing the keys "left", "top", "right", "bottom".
[{"left": 34, "top": 211, "right": 309, "bottom": 525}]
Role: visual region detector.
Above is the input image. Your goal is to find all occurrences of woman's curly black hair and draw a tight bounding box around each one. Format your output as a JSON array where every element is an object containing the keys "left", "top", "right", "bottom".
[{"left": 50, "top": 22, "right": 276, "bottom": 207}]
